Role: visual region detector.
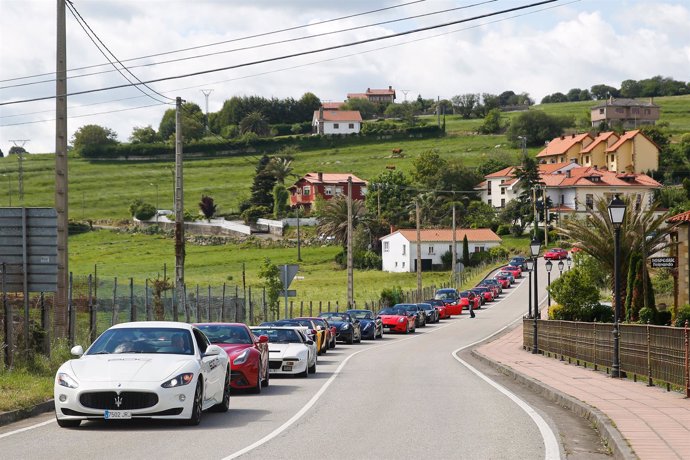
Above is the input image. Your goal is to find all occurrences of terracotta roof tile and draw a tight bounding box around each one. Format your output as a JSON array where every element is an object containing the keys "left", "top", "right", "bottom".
[
  {"left": 667, "top": 210, "right": 690, "bottom": 223},
  {"left": 391, "top": 228, "right": 502, "bottom": 243},
  {"left": 346, "top": 93, "right": 368, "bottom": 99},
  {"left": 485, "top": 166, "right": 517, "bottom": 178},
  {"left": 301, "top": 173, "right": 367, "bottom": 185},
  {"left": 366, "top": 88, "right": 395, "bottom": 95},
  {"left": 604, "top": 130, "right": 652, "bottom": 152},
  {"left": 313, "top": 110, "right": 362, "bottom": 122},
  {"left": 536, "top": 133, "right": 593, "bottom": 158},
  {"left": 581, "top": 131, "right": 617, "bottom": 153},
  {"left": 322, "top": 102, "right": 344, "bottom": 110}
]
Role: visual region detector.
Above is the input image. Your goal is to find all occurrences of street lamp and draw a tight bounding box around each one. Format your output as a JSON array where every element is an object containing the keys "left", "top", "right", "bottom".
[
  {"left": 545, "top": 260, "right": 553, "bottom": 307},
  {"left": 558, "top": 259, "right": 565, "bottom": 276},
  {"left": 566, "top": 257, "right": 572, "bottom": 270},
  {"left": 608, "top": 195, "right": 626, "bottom": 378},
  {"left": 526, "top": 258, "right": 534, "bottom": 318},
  {"left": 530, "top": 237, "right": 541, "bottom": 354},
  {"left": 150, "top": 183, "right": 159, "bottom": 223}
]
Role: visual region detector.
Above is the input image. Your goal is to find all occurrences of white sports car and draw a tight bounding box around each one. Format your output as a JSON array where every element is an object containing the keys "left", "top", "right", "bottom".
[
  {"left": 54, "top": 321, "right": 230, "bottom": 428},
  {"left": 250, "top": 326, "right": 317, "bottom": 377}
]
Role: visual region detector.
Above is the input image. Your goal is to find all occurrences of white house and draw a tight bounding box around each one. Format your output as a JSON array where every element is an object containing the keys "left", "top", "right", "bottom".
[
  {"left": 312, "top": 108, "right": 362, "bottom": 135},
  {"left": 380, "top": 229, "right": 502, "bottom": 273}
]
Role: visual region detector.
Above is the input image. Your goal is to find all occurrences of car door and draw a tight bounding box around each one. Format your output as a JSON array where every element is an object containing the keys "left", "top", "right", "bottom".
[{"left": 193, "top": 328, "right": 223, "bottom": 400}]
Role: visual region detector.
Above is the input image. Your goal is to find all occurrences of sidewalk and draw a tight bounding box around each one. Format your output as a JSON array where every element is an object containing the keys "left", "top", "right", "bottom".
[{"left": 475, "top": 325, "right": 690, "bottom": 460}]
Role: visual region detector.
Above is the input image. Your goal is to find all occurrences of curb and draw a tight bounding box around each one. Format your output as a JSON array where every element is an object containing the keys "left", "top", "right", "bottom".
[
  {"left": 471, "top": 348, "right": 637, "bottom": 460},
  {"left": 0, "top": 400, "right": 54, "bottom": 427}
]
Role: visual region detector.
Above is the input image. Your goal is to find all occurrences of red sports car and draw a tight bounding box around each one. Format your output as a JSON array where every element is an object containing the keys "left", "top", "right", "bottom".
[
  {"left": 434, "top": 288, "right": 462, "bottom": 316},
  {"left": 494, "top": 274, "right": 511, "bottom": 288},
  {"left": 544, "top": 247, "right": 569, "bottom": 260},
  {"left": 471, "top": 286, "right": 495, "bottom": 303},
  {"left": 500, "top": 265, "right": 522, "bottom": 278},
  {"left": 378, "top": 306, "right": 416, "bottom": 333},
  {"left": 424, "top": 299, "right": 451, "bottom": 319},
  {"left": 459, "top": 290, "right": 481, "bottom": 310},
  {"left": 195, "top": 323, "right": 269, "bottom": 393}
]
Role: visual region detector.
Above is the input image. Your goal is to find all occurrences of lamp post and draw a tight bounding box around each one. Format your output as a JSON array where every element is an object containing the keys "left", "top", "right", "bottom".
[
  {"left": 530, "top": 238, "right": 542, "bottom": 354},
  {"left": 545, "top": 260, "right": 552, "bottom": 307},
  {"left": 526, "top": 258, "right": 534, "bottom": 318},
  {"left": 150, "top": 182, "right": 159, "bottom": 223},
  {"left": 608, "top": 195, "right": 626, "bottom": 378},
  {"left": 558, "top": 259, "right": 565, "bottom": 277},
  {"left": 566, "top": 257, "right": 572, "bottom": 271}
]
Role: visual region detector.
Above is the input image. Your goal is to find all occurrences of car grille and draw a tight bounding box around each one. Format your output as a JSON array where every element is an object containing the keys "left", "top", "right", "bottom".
[
  {"left": 80, "top": 391, "right": 158, "bottom": 410},
  {"left": 268, "top": 360, "right": 282, "bottom": 370}
]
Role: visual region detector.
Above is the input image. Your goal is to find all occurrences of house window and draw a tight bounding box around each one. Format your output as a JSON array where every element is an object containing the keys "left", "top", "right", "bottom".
[
  {"left": 402, "top": 262, "right": 405, "bottom": 268},
  {"left": 324, "top": 186, "right": 334, "bottom": 196},
  {"left": 635, "top": 194, "right": 642, "bottom": 212},
  {"left": 560, "top": 194, "right": 564, "bottom": 205},
  {"left": 501, "top": 198, "right": 505, "bottom": 207},
  {"left": 586, "top": 194, "right": 594, "bottom": 210},
  {"left": 632, "top": 108, "right": 640, "bottom": 114},
  {"left": 474, "top": 246, "right": 485, "bottom": 253},
  {"left": 501, "top": 187, "right": 505, "bottom": 195},
  {"left": 303, "top": 186, "right": 311, "bottom": 196},
  {"left": 361, "top": 187, "right": 367, "bottom": 195},
  {"left": 402, "top": 245, "right": 406, "bottom": 255},
  {"left": 333, "top": 123, "right": 339, "bottom": 129},
  {"left": 599, "top": 108, "right": 604, "bottom": 114},
  {"left": 348, "top": 123, "right": 354, "bottom": 129},
  {"left": 335, "top": 186, "right": 343, "bottom": 195},
  {"left": 616, "top": 108, "right": 624, "bottom": 113},
  {"left": 645, "top": 109, "right": 651, "bottom": 115},
  {"left": 383, "top": 241, "right": 389, "bottom": 252},
  {"left": 395, "top": 261, "right": 398, "bottom": 267},
  {"left": 488, "top": 199, "right": 492, "bottom": 206},
  {"left": 428, "top": 246, "right": 435, "bottom": 255},
  {"left": 487, "top": 182, "right": 491, "bottom": 195}
]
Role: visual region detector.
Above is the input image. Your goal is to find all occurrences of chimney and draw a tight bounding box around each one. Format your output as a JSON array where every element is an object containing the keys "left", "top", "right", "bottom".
[
  {"left": 560, "top": 135, "right": 565, "bottom": 140},
  {"left": 593, "top": 165, "right": 598, "bottom": 170},
  {"left": 571, "top": 133, "right": 575, "bottom": 138},
  {"left": 318, "top": 172, "right": 323, "bottom": 182},
  {"left": 570, "top": 158, "right": 577, "bottom": 163},
  {"left": 389, "top": 85, "right": 392, "bottom": 90}
]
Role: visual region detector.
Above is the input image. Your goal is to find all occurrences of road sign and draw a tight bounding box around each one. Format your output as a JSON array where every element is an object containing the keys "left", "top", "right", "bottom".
[
  {"left": 0, "top": 208, "right": 57, "bottom": 292},
  {"left": 279, "top": 264, "right": 299, "bottom": 289},
  {"left": 650, "top": 257, "right": 676, "bottom": 268},
  {"left": 279, "top": 290, "right": 297, "bottom": 297}
]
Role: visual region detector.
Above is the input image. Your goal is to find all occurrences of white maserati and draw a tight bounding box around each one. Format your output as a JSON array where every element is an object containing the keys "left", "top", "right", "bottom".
[
  {"left": 54, "top": 321, "right": 230, "bottom": 428},
  {"left": 250, "top": 326, "right": 317, "bottom": 377}
]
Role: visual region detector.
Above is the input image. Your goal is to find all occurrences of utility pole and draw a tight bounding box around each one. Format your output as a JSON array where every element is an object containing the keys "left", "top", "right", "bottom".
[
  {"left": 9, "top": 140, "right": 29, "bottom": 201},
  {"left": 296, "top": 206, "right": 302, "bottom": 262},
  {"left": 55, "top": 0, "right": 69, "bottom": 338},
  {"left": 401, "top": 89, "right": 410, "bottom": 102},
  {"left": 200, "top": 89, "right": 213, "bottom": 133},
  {"left": 452, "top": 205, "right": 457, "bottom": 286},
  {"left": 437, "top": 96, "right": 440, "bottom": 127},
  {"left": 533, "top": 186, "right": 539, "bottom": 240},
  {"left": 416, "top": 198, "right": 422, "bottom": 299},
  {"left": 347, "top": 176, "right": 353, "bottom": 308},
  {"left": 543, "top": 187, "right": 549, "bottom": 247},
  {"left": 174, "top": 97, "right": 185, "bottom": 319}
]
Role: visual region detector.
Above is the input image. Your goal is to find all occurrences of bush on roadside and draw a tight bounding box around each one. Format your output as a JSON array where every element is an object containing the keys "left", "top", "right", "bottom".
[
  {"left": 496, "top": 224, "right": 511, "bottom": 236},
  {"left": 639, "top": 307, "right": 655, "bottom": 324},
  {"left": 674, "top": 304, "right": 690, "bottom": 327},
  {"left": 129, "top": 199, "right": 156, "bottom": 221},
  {"left": 241, "top": 205, "right": 270, "bottom": 224},
  {"left": 380, "top": 285, "right": 404, "bottom": 307}
]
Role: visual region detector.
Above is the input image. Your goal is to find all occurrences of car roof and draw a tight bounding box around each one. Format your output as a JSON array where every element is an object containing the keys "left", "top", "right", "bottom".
[{"left": 109, "top": 321, "right": 191, "bottom": 330}]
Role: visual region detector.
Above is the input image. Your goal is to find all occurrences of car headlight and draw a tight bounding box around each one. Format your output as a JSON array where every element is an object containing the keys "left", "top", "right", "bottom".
[
  {"left": 161, "top": 373, "right": 194, "bottom": 388},
  {"left": 398, "top": 317, "right": 406, "bottom": 323},
  {"left": 233, "top": 349, "right": 250, "bottom": 365},
  {"left": 57, "top": 372, "right": 79, "bottom": 389},
  {"left": 342, "top": 324, "right": 350, "bottom": 330}
]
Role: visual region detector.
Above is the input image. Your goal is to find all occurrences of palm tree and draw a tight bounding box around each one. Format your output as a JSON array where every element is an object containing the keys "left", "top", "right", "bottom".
[
  {"left": 316, "top": 196, "right": 369, "bottom": 247},
  {"left": 266, "top": 157, "right": 294, "bottom": 184},
  {"left": 558, "top": 196, "right": 675, "bottom": 317}
]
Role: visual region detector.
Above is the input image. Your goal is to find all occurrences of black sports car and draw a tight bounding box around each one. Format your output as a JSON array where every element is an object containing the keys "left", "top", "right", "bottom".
[
  {"left": 346, "top": 309, "right": 383, "bottom": 340},
  {"left": 416, "top": 302, "right": 439, "bottom": 323},
  {"left": 318, "top": 312, "right": 362, "bottom": 344}
]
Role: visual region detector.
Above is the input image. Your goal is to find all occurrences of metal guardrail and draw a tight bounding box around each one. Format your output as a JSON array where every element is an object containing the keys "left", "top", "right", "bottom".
[{"left": 523, "top": 319, "right": 690, "bottom": 397}]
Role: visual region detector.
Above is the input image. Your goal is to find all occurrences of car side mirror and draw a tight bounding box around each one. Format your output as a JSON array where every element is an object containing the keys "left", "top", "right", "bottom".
[
  {"left": 306, "top": 339, "right": 314, "bottom": 345},
  {"left": 71, "top": 345, "right": 84, "bottom": 357},
  {"left": 203, "top": 344, "right": 222, "bottom": 357},
  {"left": 258, "top": 335, "right": 269, "bottom": 343}
]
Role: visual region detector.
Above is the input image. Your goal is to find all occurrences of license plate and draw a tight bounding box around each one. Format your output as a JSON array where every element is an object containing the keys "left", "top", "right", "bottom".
[
  {"left": 104, "top": 410, "right": 131, "bottom": 420},
  {"left": 282, "top": 365, "right": 293, "bottom": 371}
]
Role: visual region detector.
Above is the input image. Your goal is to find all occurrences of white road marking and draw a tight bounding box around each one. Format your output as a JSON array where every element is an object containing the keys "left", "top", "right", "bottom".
[{"left": 0, "top": 419, "right": 54, "bottom": 438}]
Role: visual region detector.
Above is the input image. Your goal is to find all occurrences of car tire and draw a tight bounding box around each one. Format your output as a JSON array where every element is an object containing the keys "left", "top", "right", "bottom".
[
  {"left": 211, "top": 367, "right": 231, "bottom": 411},
  {"left": 262, "top": 364, "right": 270, "bottom": 388},
  {"left": 184, "top": 382, "right": 203, "bottom": 426},
  {"left": 404, "top": 323, "right": 409, "bottom": 334},
  {"left": 298, "top": 365, "right": 308, "bottom": 378},
  {"left": 346, "top": 333, "right": 354, "bottom": 344},
  {"left": 355, "top": 331, "right": 361, "bottom": 343},
  {"left": 308, "top": 360, "right": 316, "bottom": 374},
  {"left": 250, "top": 366, "right": 262, "bottom": 394},
  {"left": 330, "top": 338, "right": 336, "bottom": 349},
  {"left": 56, "top": 415, "right": 81, "bottom": 428}
]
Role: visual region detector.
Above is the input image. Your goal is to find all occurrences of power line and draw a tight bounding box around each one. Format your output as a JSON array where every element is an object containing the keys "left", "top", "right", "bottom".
[
  {"left": 0, "top": 0, "right": 428, "bottom": 84},
  {"left": 0, "top": 0, "right": 559, "bottom": 107},
  {"left": 0, "top": 0, "right": 498, "bottom": 90}
]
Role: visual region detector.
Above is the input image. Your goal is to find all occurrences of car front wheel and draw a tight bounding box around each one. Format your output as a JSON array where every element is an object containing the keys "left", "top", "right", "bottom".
[
  {"left": 211, "top": 367, "right": 231, "bottom": 411},
  {"left": 184, "top": 382, "right": 203, "bottom": 426}
]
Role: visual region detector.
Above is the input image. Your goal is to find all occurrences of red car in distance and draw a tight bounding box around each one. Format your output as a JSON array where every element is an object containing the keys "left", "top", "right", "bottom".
[
  {"left": 500, "top": 265, "right": 522, "bottom": 279},
  {"left": 378, "top": 306, "right": 416, "bottom": 333},
  {"left": 494, "top": 274, "right": 512, "bottom": 288},
  {"left": 195, "top": 322, "right": 269, "bottom": 393},
  {"left": 424, "top": 299, "right": 450, "bottom": 319},
  {"left": 471, "top": 286, "right": 495, "bottom": 303},
  {"left": 434, "top": 288, "right": 462, "bottom": 315},
  {"left": 544, "top": 247, "right": 569, "bottom": 260},
  {"left": 459, "top": 290, "right": 481, "bottom": 310}
]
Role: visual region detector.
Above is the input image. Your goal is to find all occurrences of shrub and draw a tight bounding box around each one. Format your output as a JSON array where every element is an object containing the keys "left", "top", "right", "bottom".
[
  {"left": 489, "top": 246, "right": 509, "bottom": 260},
  {"left": 639, "top": 307, "right": 655, "bottom": 324},
  {"left": 241, "top": 205, "right": 270, "bottom": 224},
  {"left": 674, "top": 304, "right": 690, "bottom": 327},
  {"left": 380, "top": 286, "right": 404, "bottom": 307},
  {"left": 469, "top": 251, "right": 492, "bottom": 267},
  {"left": 548, "top": 304, "right": 565, "bottom": 320},
  {"left": 510, "top": 225, "right": 524, "bottom": 237},
  {"left": 656, "top": 310, "right": 672, "bottom": 326},
  {"left": 496, "top": 224, "right": 511, "bottom": 235},
  {"left": 440, "top": 250, "right": 453, "bottom": 270},
  {"left": 129, "top": 200, "right": 156, "bottom": 220}
]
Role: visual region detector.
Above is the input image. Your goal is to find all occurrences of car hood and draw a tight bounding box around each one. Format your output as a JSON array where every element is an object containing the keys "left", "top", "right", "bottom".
[
  {"left": 67, "top": 355, "right": 192, "bottom": 383},
  {"left": 268, "top": 343, "right": 307, "bottom": 358},
  {"left": 328, "top": 321, "right": 350, "bottom": 329},
  {"left": 217, "top": 343, "right": 251, "bottom": 357},
  {"left": 379, "top": 314, "right": 405, "bottom": 321}
]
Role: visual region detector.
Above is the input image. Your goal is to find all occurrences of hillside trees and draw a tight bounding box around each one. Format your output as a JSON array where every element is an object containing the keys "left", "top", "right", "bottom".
[
  {"left": 477, "top": 108, "right": 503, "bottom": 134},
  {"left": 72, "top": 124, "right": 118, "bottom": 153},
  {"left": 158, "top": 102, "right": 205, "bottom": 141},
  {"left": 384, "top": 102, "right": 416, "bottom": 125},
  {"left": 342, "top": 98, "right": 377, "bottom": 119},
  {"left": 365, "top": 169, "right": 415, "bottom": 227},
  {"left": 8, "top": 146, "right": 27, "bottom": 155},
  {"left": 213, "top": 93, "right": 321, "bottom": 129},
  {"left": 507, "top": 110, "right": 573, "bottom": 146},
  {"left": 246, "top": 155, "right": 276, "bottom": 212},
  {"left": 129, "top": 125, "right": 160, "bottom": 144},
  {"left": 451, "top": 93, "right": 480, "bottom": 119},
  {"left": 239, "top": 111, "right": 270, "bottom": 136},
  {"left": 590, "top": 84, "right": 619, "bottom": 100}
]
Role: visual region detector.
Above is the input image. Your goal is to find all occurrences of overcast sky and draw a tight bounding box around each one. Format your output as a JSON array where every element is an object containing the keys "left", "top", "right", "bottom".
[{"left": 1, "top": 0, "right": 688, "bottom": 153}]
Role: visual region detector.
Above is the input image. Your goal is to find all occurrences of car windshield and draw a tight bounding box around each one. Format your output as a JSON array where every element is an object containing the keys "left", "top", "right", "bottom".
[
  {"left": 379, "top": 308, "right": 406, "bottom": 316},
  {"left": 347, "top": 310, "right": 374, "bottom": 319},
  {"left": 275, "top": 320, "right": 312, "bottom": 328},
  {"left": 434, "top": 291, "right": 457, "bottom": 300},
  {"left": 320, "top": 313, "right": 348, "bottom": 322},
  {"left": 197, "top": 324, "right": 252, "bottom": 345},
  {"left": 87, "top": 327, "right": 194, "bottom": 355},
  {"left": 251, "top": 328, "right": 301, "bottom": 343},
  {"left": 459, "top": 292, "right": 470, "bottom": 298},
  {"left": 417, "top": 304, "right": 432, "bottom": 310}
]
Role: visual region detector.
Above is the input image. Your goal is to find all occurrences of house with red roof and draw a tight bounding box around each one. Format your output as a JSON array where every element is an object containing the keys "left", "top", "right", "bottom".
[
  {"left": 346, "top": 86, "right": 396, "bottom": 104},
  {"left": 380, "top": 228, "right": 502, "bottom": 272},
  {"left": 321, "top": 102, "right": 344, "bottom": 110},
  {"left": 289, "top": 172, "right": 367, "bottom": 211},
  {"left": 666, "top": 210, "right": 690, "bottom": 307},
  {"left": 312, "top": 108, "right": 362, "bottom": 135},
  {"left": 590, "top": 97, "right": 660, "bottom": 129},
  {"left": 537, "top": 130, "right": 659, "bottom": 174}
]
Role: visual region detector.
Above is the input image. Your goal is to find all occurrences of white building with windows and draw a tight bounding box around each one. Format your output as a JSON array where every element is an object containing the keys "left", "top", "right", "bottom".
[
  {"left": 380, "top": 229, "right": 502, "bottom": 273},
  {"left": 312, "top": 108, "right": 362, "bottom": 135}
]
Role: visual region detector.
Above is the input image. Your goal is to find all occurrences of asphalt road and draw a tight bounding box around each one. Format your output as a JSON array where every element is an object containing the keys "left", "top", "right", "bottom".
[{"left": 0, "top": 260, "right": 610, "bottom": 460}]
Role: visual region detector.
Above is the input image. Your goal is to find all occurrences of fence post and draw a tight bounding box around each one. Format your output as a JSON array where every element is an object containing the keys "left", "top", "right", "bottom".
[
  {"left": 41, "top": 292, "right": 50, "bottom": 356},
  {"left": 300, "top": 301, "right": 304, "bottom": 317},
  {"left": 319, "top": 301, "right": 322, "bottom": 314},
  {"left": 685, "top": 320, "right": 689, "bottom": 398},
  {"left": 68, "top": 272, "right": 75, "bottom": 346},
  {"left": 290, "top": 301, "right": 294, "bottom": 318},
  {"left": 327, "top": 301, "right": 330, "bottom": 312},
  {"left": 195, "top": 285, "right": 200, "bottom": 323},
  {"left": 647, "top": 321, "right": 654, "bottom": 387},
  {"left": 262, "top": 286, "right": 267, "bottom": 322},
  {"left": 89, "top": 275, "right": 96, "bottom": 343},
  {"left": 221, "top": 283, "right": 226, "bottom": 322},
  {"left": 145, "top": 279, "right": 151, "bottom": 321},
  {"left": 111, "top": 277, "right": 118, "bottom": 326},
  {"left": 310, "top": 301, "right": 313, "bottom": 317},
  {"left": 208, "top": 285, "right": 212, "bottom": 322},
  {"left": 235, "top": 286, "right": 239, "bottom": 322},
  {"left": 184, "top": 284, "right": 190, "bottom": 323},
  {"left": 130, "top": 278, "right": 136, "bottom": 322},
  {"left": 248, "top": 287, "right": 253, "bottom": 325},
  {"left": 593, "top": 322, "right": 598, "bottom": 371},
  {"left": 335, "top": 300, "right": 339, "bottom": 312}
]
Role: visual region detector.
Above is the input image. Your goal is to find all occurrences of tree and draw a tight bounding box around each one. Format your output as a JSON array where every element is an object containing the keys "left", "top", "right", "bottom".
[
  {"left": 316, "top": 195, "right": 368, "bottom": 247},
  {"left": 451, "top": 93, "right": 480, "bottom": 119},
  {"left": 464, "top": 201, "right": 497, "bottom": 229},
  {"left": 71, "top": 124, "right": 118, "bottom": 152},
  {"left": 384, "top": 102, "right": 416, "bottom": 125},
  {"left": 239, "top": 111, "right": 270, "bottom": 136},
  {"left": 566, "top": 88, "right": 583, "bottom": 102},
  {"left": 477, "top": 157, "right": 511, "bottom": 176},
  {"left": 249, "top": 155, "right": 276, "bottom": 209},
  {"left": 462, "top": 235, "right": 470, "bottom": 267},
  {"left": 365, "top": 169, "right": 415, "bottom": 226},
  {"left": 297, "top": 92, "right": 322, "bottom": 120},
  {"left": 342, "top": 98, "right": 377, "bottom": 119},
  {"left": 619, "top": 79, "right": 642, "bottom": 98},
  {"left": 272, "top": 184, "right": 289, "bottom": 218},
  {"left": 477, "top": 108, "right": 503, "bottom": 134},
  {"left": 266, "top": 157, "right": 294, "bottom": 184},
  {"left": 507, "top": 110, "right": 573, "bottom": 147},
  {"left": 547, "top": 267, "right": 601, "bottom": 319},
  {"left": 258, "top": 258, "right": 282, "bottom": 318},
  {"left": 0, "top": 148, "right": 3, "bottom": 157},
  {"left": 412, "top": 150, "right": 447, "bottom": 190},
  {"left": 590, "top": 84, "right": 619, "bottom": 100},
  {"left": 129, "top": 125, "right": 160, "bottom": 144},
  {"left": 198, "top": 195, "right": 217, "bottom": 221},
  {"left": 8, "top": 146, "right": 27, "bottom": 155},
  {"left": 558, "top": 196, "right": 674, "bottom": 319},
  {"left": 158, "top": 102, "right": 205, "bottom": 141}
]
